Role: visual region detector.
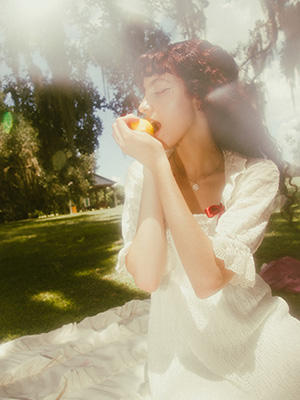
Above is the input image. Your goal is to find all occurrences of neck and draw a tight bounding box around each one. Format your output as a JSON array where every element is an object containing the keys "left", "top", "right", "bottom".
[{"left": 173, "top": 121, "right": 223, "bottom": 181}]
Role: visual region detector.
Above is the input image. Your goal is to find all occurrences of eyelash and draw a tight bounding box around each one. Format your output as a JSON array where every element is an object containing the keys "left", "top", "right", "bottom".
[{"left": 154, "top": 88, "right": 170, "bottom": 96}]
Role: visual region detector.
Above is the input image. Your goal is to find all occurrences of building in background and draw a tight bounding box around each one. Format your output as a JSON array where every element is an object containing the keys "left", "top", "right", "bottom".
[{"left": 88, "top": 174, "right": 117, "bottom": 210}]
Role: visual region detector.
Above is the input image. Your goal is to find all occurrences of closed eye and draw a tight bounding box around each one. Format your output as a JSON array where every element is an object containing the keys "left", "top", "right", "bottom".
[{"left": 154, "top": 88, "right": 171, "bottom": 96}]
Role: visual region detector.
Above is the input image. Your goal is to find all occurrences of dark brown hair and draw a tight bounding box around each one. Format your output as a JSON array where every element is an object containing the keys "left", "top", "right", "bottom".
[
  {"left": 136, "top": 39, "right": 239, "bottom": 103},
  {"left": 135, "top": 39, "right": 298, "bottom": 221}
]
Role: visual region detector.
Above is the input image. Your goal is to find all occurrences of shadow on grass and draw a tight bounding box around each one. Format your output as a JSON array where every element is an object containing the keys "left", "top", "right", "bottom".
[
  {"left": 255, "top": 209, "right": 300, "bottom": 320},
  {"left": 255, "top": 210, "right": 300, "bottom": 265},
  {"left": 0, "top": 207, "right": 149, "bottom": 342}
]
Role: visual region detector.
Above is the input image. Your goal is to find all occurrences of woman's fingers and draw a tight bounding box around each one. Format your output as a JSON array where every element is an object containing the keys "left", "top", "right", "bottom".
[
  {"left": 112, "top": 119, "right": 135, "bottom": 155},
  {"left": 116, "top": 117, "right": 143, "bottom": 133},
  {"left": 119, "top": 113, "right": 140, "bottom": 124},
  {"left": 112, "top": 114, "right": 155, "bottom": 161},
  {"left": 116, "top": 117, "right": 129, "bottom": 131},
  {"left": 112, "top": 114, "right": 141, "bottom": 145},
  {"left": 112, "top": 121, "right": 124, "bottom": 149}
]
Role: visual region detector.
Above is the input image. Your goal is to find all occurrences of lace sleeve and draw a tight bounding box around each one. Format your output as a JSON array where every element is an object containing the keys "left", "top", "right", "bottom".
[
  {"left": 211, "top": 157, "right": 280, "bottom": 288},
  {"left": 116, "top": 161, "right": 143, "bottom": 273}
]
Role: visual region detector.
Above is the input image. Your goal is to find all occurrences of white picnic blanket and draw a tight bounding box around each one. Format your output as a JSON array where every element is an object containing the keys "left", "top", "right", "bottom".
[{"left": 0, "top": 299, "right": 150, "bottom": 400}]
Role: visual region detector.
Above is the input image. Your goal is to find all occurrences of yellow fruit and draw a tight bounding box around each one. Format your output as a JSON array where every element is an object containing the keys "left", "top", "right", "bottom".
[{"left": 130, "top": 119, "right": 154, "bottom": 136}]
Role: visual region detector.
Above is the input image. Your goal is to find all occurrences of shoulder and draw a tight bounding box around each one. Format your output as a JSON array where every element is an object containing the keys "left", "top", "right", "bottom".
[
  {"left": 243, "top": 157, "right": 280, "bottom": 196},
  {"left": 225, "top": 149, "right": 279, "bottom": 183},
  {"left": 245, "top": 156, "right": 279, "bottom": 178},
  {"left": 223, "top": 149, "right": 280, "bottom": 205}
]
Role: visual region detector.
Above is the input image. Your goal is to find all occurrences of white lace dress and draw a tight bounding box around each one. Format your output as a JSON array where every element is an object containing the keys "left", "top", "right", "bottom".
[{"left": 117, "top": 149, "right": 300, "bottom": 400}]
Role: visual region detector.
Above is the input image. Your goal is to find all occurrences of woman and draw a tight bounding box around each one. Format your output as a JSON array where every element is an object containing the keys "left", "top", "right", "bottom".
[{"left": 112, "top": 39, "right": 300, "bottom": 399}]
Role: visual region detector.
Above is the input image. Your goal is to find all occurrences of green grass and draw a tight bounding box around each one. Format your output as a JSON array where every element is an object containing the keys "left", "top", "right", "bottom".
[
  {"left": 0, "top": 206, "right": 148, "bottom": 343},
  {"left": 0, "top": 206, "right": 299, "bottom": 343},
  {"left": 255, "top": 209, "right": 300, "bottom": 319}
]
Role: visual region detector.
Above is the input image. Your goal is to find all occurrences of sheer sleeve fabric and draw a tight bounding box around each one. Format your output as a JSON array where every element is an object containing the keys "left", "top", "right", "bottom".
[
  {"left": 211, "top": 156, "right": 280, "bottom": 288},
  {"left": 116, "top": 162, "right": 143, "bottom": 273}
]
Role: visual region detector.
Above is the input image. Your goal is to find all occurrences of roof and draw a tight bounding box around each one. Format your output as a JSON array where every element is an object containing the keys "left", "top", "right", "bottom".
[{"left": 92, "top": 173, "right": 116, "bottom": 188}]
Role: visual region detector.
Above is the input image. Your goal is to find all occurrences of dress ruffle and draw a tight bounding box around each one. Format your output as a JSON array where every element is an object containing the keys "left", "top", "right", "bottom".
[
  {"left": 211, "top": 235, "right": 256, "bottom": 287},
  {"left": 0, "top": 299, "right": 150, "bottom": 400}
]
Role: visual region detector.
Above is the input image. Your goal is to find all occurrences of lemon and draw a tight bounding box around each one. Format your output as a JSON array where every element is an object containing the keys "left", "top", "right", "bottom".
[{"left": 130, "top": 119, "right": 154, "bottom": 136}]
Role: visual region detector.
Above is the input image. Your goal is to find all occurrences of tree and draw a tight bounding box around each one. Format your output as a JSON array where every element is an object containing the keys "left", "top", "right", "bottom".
[
  {"left": 237, "top": 1, "right": 300, "bottom": 88},
  {"left": 6, "top": 77, "right": 104, "bottom": 166},
  {"left": 0, "top": 113, "right": 45, "bottom": 221}
]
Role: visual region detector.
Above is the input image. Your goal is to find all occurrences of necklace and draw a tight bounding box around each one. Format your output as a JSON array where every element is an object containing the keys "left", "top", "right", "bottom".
[{"left": 172, "top": 151, "right": 223, "bottom": 191}]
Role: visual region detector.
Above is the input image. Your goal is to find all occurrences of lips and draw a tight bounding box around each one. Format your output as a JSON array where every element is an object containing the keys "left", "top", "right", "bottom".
[{"left": 149, "top": 120, "right": 161, "bottom": 135}]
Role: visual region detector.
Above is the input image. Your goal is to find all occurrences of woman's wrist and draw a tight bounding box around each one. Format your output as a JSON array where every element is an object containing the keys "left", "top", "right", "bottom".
[{"left": 151, "top": 151, "right": 171, "bottom": 178}]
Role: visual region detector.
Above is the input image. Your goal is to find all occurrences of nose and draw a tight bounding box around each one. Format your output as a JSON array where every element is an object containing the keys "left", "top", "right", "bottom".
[{"left": 138, "top": 98, "right": 152, "bottom": 115}]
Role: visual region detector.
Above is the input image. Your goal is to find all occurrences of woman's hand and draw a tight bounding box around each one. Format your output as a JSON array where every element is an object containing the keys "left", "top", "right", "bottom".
[{"left": 112, "top": 114, "right": 165, "bottom": 170}]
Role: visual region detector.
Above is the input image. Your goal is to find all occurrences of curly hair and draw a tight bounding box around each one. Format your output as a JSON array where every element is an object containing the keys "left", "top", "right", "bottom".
[
  {"left": 135, "top": 39, "right": 298, "bottom": 221},
  {"left": 135, "top": 39, "right": 239, "bottom": 101}
]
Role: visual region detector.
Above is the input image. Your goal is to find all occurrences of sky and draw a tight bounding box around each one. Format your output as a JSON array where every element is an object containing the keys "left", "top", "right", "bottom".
[{"left": 95, "top": 0, "right": 300, "bottom": 185}]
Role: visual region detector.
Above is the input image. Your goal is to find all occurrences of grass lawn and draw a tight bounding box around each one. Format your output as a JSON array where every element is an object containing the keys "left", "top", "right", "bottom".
[
  {"left": 0, "top": 206, "right": 299, "bottom": 343},
  {"left": 0, "top": 206, "right": 148, "bottom": 343}
]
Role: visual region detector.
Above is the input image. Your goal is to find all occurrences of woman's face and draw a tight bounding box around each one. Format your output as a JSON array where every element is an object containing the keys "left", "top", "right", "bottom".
[{"left": 138, "top": 73, "right": 199, "bottom": 149}]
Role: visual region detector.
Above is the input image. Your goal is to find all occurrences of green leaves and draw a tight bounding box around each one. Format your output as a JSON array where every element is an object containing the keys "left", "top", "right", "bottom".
[{"left": 2, "top": 112, "right": 13, "bottom": 133}]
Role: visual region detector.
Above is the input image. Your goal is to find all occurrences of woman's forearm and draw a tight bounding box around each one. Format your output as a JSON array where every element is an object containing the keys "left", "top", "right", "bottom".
[
  {"left": 126, "top": 167, "right": 167, "bottom": 292},
  {"left": 152, "top": 155, "right": 233, "bottom": 299}
]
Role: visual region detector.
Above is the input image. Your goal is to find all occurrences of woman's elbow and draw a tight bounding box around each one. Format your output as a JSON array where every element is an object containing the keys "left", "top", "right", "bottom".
[
  {"left": 126, "top": 250, "right": 164, "bottom": 293},
  {"left": 134, "top": 276, "right": 160, "bottom": 293},
  {"left": 194, "top": 286, "right": 220, "bottom": 300},
  {"left": 126, "top": 260, "right": 160, "bottom": 293},
  {"left": 193, "top": 269, "right": 235, "bottom": 300}
]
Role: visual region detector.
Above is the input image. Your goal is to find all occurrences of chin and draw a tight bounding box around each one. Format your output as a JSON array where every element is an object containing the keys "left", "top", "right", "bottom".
[
  {"left": 156, "top": 134, "right": 173, "bottom": 150},
  {"left": 158, "top": 138, "right": 172, "bottom": 150}
]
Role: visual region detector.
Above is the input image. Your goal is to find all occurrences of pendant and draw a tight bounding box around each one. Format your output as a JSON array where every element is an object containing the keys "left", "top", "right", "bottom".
[{"left": 192, "top": 183, "right": 199, "bottom": 191}]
